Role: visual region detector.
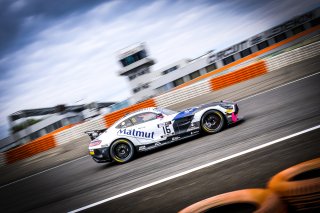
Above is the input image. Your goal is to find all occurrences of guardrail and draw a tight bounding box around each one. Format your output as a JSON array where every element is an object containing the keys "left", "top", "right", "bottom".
[
  {"left": 1, "top": 39, "right": 319, "bottom": 167},
  {"left": 267, "top": 40, "right": 320, "bottom": 71},
  {"left": 55, "top": 116, "right": 106, "bottom": 146},
  {"left": 155, "top": 80, "right": 212, "bottom": 108}
]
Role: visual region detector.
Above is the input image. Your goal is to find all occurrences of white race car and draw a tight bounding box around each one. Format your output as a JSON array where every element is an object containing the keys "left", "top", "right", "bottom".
[{"left": 87, "top": 101, "right": 240, "bottom": 163}]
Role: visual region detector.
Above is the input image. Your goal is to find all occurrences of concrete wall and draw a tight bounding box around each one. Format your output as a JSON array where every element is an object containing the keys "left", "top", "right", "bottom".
[{"left": 267, "top": 41, "right": 320, "bottom": 71}]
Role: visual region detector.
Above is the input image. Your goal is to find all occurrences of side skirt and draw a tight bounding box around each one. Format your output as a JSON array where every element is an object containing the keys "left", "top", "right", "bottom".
[{"left": 136, "top": 130, "right": 200, "bottom": 152}]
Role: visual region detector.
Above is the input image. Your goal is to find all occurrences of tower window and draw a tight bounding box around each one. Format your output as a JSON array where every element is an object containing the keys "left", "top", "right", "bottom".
[
  {"left": 205, "top": 63, "right": 217, "bottom": 72},
  {"left": 291, "top": 25, "right": 305, "bottom": 35},
  {"left": 189, "top": 70, "right": 200, "bottom": 80},
  {"left": 274, "top": 33, "right": 287, "bottom": 43},
  {"left": 257, "top": 41, "right": 269, "bottom": 50},
  {"left": 222, "top": 55, "right": 235, "bottom": 65},
  {"left": 120, "top": 50, "right": 148, "bottom": 67},
  {"left": 173, "top": 78, "right": 184, "bottom": 87},
  {"left": 240, "top": 48, "right": 252, "bottom": 58},
  {"left": 162, "top": 66, "right": 178, "bottom": 75},
  {"left": 310, "top": 17, "right": 320, "bottom": 27}
]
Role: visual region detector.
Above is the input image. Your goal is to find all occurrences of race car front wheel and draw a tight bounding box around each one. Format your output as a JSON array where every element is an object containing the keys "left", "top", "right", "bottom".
[
  {"left": 200, "top": 110, "right": 225, "bottom": 134},
  {"left": 110, "top": 139, "right": 135, "bottom": 163}
]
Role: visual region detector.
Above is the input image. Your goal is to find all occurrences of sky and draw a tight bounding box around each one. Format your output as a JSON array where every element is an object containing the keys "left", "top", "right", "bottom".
[{"left": 0, "top": 0, "right": 319, "bottom": 139}]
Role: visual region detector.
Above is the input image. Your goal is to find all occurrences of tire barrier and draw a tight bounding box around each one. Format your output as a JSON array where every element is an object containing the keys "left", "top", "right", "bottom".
[
  {"left": 209, "top": 61, "right": 267, "bottom": 91},
  {"left": 179, "top": 158, "right": 320, "bottom": 213},
  {"left": 268, "top": 158, "right": 320, "bottom": 212},
  {"left": 179, "top": 189, "right": 286, "bottom": 213},
  {"left": 5, "top": 124, "right": 73, "bottom": 164}
]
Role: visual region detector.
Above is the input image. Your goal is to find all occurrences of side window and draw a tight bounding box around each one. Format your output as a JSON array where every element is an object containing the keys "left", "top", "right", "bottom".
[
  {"left": 130, "top": 112, "right": 157, "bottom": 125},
  {"left": 116, "top": 119, "right": 133, "bottom": 128}
]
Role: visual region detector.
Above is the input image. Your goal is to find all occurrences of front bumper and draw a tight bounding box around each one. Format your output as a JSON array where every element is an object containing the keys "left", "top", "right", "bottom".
[
  {"left": 89, "top": 147, "right": 111, "bottom": 163},
  {"left": 225, "top": 104, "right": 241, "bottom": 124}
]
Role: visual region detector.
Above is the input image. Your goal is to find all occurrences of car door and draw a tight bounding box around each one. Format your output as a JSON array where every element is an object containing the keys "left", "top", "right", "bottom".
[
  {"left": 115, "top": 118, "right": 141, "bottom": 145},
  {"left": 129, "top": 112, "right": 165, "bottom": 145}
]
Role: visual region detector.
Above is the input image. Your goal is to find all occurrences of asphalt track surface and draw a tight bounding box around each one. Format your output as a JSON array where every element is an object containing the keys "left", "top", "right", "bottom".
[{"left": 1, "top": 62, "right": 320, "bottom": 212}]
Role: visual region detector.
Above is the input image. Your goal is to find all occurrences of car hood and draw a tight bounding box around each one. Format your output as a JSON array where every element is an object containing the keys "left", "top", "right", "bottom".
[{"left": 173, "top": 101, "right": 234, "bottom": 120}]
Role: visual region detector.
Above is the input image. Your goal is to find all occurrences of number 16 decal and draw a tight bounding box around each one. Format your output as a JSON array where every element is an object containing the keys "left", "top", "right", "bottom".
[{"left": 162, "top": 126, "right": 171, "bottom": 134}]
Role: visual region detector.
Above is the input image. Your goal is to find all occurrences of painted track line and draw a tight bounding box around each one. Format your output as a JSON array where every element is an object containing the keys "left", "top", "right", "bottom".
[
  {"left": 69, "top": 124, "right": 320, "bottom": 213},
  {"left": 0, "top": 155, "right": 89, "bottom": 190},
  {"left": 237, "top": 71, "right": 320, "bottom": 102}
]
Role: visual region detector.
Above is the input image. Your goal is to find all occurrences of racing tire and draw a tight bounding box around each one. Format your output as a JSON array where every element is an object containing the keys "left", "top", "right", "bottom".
[
  {"left": 110, "top": 139, "right": 135, "bottom": 163},
  {"left": 267, "top": 158, "right": 320, "bottom": 211},
  {"left": 178, "top": 189, "right": 286, "bottom": 213},
  {"left": 200, "top": 110, "right": 225, "bottom": 134}
]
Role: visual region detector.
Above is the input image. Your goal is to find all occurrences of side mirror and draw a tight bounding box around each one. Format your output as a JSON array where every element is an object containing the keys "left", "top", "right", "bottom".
[{"left": 156, "top": 113, "right": 164, "bottom": 119}]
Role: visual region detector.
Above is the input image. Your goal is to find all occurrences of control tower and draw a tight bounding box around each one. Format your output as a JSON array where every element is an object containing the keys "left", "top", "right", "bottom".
[{"left": 117, "top": 43, "right": 156, "bottom": 102}]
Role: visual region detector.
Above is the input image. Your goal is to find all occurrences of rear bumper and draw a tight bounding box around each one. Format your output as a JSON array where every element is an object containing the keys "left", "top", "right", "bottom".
[{"left": 89, "top": 147, "right": 111, "bottom": 163}]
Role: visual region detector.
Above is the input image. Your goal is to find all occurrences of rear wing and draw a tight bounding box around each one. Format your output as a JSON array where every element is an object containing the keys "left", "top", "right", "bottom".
[{"left": 84, "top": 128, "right": 107, "bottom": 140}]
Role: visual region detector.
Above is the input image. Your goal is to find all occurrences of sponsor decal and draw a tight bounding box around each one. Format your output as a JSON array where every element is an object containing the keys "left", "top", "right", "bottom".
[
  {"left": 117, "top": 129, "right": 155, "bottom": 139},
  {"left": 157, "top": 121, "right": 172, "bottom": 128},
  {"left": 190, "top": 130, "right": 200, "bottom": 135}
]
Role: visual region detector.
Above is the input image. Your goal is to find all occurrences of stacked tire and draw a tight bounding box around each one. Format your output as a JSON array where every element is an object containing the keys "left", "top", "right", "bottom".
[
  {"left": 179, "top": 189, "right": 286, "bottom": 213},
  {"left": 268, "top": 158, "right": 320, "bottom": 212},
  {"left": 179, "top": 158, "right": 320, "bottom": 213}
]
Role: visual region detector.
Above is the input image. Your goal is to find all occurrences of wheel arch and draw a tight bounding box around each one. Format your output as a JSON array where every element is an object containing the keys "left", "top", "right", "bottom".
[
  {"left": 200, "top": 108, "right": 227, "bottom": 124},
  {"left": 199, "top": 109, "right": 226, "bottom": 134},
  {"left": 109, "top": 138, "right": 136, "bottom": 163},
  {"left": 110, "top": 137, "right": 135, "bottom": 149}
]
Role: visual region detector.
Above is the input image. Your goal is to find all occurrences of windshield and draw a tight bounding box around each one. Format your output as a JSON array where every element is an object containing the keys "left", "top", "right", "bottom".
[{"left": 157, "top": 108, "right": 177, "bottom": 115}]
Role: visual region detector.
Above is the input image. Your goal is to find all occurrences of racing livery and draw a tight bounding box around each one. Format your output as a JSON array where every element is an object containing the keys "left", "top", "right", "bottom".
[{"left": 87, "top": 100, "right": 240, "bottom": 163}]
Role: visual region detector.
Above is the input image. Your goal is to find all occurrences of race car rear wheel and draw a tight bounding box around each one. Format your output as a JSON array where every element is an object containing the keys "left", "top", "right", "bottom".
[
  {"left": 110, "top": 139, "right": 135, "bottom": 163},
  {"left": 200, "top": 110, "right": 225, "bottom": 134}
]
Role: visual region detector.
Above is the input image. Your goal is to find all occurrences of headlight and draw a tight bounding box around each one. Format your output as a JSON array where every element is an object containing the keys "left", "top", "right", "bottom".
[{"left": 219, "top": 103, "right": 234, "bottom": 109}]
